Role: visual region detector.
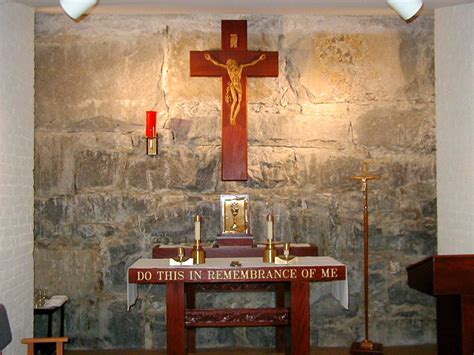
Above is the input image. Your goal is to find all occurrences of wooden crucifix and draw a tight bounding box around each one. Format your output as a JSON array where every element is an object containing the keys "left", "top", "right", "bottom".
[{"left": 190, "top": 20, "right": 278, "bottom": 181}]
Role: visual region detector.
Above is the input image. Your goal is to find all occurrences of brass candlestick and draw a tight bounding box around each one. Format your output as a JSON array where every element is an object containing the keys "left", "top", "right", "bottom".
[
  {"left": 191, "top": 239, "right": 206, "bottom": 264},
  {"left": 146, "top": 137, "right": 158, "bottom": 155},
  {"left": 280, "top": 242, "right": 296, "bottom": 262},
  {"left": 145, "top": 111, "right": 158, "bottom": 156},
  {"left": 173, "top": 247, "right": 191, "bottom": 265},
  {"left": 262, "top": 240, "right": 285, "bottom": 263},
  {"left": 263, "top": 239, "right": 277, "bottom": 263},
  {"left": 192, "top": 215, "right": 206, "bottom": 264},
  {"left": 274, "top": 242, "right": 298, "bottom": 265},
  {"left": 263, "top": 213, "right": 278, "bottom": 263}
]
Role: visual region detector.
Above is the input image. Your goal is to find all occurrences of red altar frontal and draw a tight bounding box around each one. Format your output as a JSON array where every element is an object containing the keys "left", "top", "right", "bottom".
[{"left": 127, "top": 256, "right": 348, "bottom": 354}]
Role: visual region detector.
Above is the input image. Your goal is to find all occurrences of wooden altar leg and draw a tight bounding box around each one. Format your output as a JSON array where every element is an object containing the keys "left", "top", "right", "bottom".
[
  {"left": 275, "top": 282, "right": 286, "bottom": 352},
  {"left": 461, "top": 295, "right": 474, "bottom": 355},
  {"left": 186, "top": 284, "right": 196, "bottom": 353},
  {"left": 291, "top": 281, "right": 310, "bottom": 355},
  {"left": 167, "top": 282, "right": 185, "bottom": 355}
]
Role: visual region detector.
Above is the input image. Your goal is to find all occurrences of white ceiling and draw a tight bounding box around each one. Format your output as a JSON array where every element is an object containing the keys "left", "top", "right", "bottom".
[{"left": 14, "top": 0, "right": 474, "bottom": 15}]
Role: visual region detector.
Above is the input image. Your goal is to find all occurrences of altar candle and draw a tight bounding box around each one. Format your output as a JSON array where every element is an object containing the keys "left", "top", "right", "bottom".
[
  {"left": 266, "top": 214, "right": 274, "bottom": 241},
  {"left": 194, "top": 215, "right": 201, "bottom": 241},
  {"left": 146, "top": 111, "right": 157, "bottom": 138},
  {"left": 284, "top": 243, "right": 290, "bottom": 257}
]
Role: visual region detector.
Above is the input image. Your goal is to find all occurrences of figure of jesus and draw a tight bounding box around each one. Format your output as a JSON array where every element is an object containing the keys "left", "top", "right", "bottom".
[{"left": 204, "top": 53, "right": 266, "bottom": 125}]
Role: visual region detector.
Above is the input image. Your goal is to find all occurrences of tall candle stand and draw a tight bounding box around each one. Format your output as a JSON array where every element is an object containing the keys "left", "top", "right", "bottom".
[{"left": 350, "top": 162, "right": 383, "bottom": 355}]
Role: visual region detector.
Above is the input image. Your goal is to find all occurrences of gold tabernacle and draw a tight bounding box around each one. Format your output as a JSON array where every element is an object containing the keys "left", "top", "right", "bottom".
[{"left": 220, "top": 194, "right": 249, "bottom": 235}]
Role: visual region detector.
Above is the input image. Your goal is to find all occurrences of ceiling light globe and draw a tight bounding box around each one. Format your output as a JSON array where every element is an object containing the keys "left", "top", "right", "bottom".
[
  {"left": 387, "top": 0, "right": 423, "bottom": 21},
  {"left": 59, "top": 0, "right": 98, "bottom": 20}
]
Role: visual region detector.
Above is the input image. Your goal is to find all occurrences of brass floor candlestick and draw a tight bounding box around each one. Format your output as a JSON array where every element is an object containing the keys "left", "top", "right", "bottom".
[{"left": 350, "top": 163, "right": 383, "bottom": 355}]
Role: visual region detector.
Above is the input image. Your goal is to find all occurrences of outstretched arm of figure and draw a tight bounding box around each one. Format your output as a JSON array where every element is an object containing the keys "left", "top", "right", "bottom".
[
  {"left": 204, "top": 53, "right": 227, "bottom": 68},
  {"left": 241, "top": 54, "right": 266, "bottom": 68}
]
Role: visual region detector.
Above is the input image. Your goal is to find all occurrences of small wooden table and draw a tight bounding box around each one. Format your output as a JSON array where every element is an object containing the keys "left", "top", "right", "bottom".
[
  {"left": 34, "top": 300, "right": 67, "bottom": 338},
  {"left": 128, "top": 257, "right": 348, "bottom": 354},
  {"left": 34, "top": 297, "right": 67, "bottom": 355},
  {"left": 407, "top": 254, "right": 474, "bottom": 355}
]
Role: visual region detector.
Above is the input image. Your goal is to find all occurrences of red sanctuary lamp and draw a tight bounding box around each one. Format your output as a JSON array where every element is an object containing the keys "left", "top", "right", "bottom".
[{"left": 145, "top": 111, "right": 157, "bottom": 155}]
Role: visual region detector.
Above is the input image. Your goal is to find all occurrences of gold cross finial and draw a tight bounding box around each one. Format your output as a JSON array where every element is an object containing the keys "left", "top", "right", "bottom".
[{"left": 352, "top": 162, "right": 380, "bottom": 192}]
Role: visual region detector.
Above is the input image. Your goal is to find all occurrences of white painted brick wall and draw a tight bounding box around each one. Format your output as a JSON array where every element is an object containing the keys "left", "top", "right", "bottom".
[
  {"left": 435, "top": 3, "right": 474, "bottom": 254},
  {"left": 0, "top": 1, "right": 35, "bottom": 354}
]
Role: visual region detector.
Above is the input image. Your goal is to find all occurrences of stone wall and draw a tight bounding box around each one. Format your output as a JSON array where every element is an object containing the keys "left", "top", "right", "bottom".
[{"left": 34, "top": 14, "right": 437, "bottom": 349}]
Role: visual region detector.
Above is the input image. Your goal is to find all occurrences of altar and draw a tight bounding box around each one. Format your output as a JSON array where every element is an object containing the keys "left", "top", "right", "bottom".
[{"left": 128, "top": 256, "right": 348, "bottom": 354}]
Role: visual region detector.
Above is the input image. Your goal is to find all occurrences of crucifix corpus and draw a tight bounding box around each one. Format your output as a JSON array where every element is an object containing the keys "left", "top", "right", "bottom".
[
  {"left": 190, "top": 20, "right": 279, "bottom": 181},
  {"left": 350, "top": 162, "right": 383, "bottom": 355}
]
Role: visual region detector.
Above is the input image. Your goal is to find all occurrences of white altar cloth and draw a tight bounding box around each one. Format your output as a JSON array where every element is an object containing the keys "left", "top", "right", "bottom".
[{"left": 127, "top": 256, "right": 348, "bottom": 310}]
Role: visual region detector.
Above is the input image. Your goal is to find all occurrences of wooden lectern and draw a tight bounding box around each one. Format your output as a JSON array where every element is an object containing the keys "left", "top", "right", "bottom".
[{"left": 407, "top": 254, "right": 474, "bottom": 355}]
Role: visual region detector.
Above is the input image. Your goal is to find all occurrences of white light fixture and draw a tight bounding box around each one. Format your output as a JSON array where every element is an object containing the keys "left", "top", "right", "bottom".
[
  {"left": 387, "top": 0, "right": 423, "bottom": 21},
  {"left": 60, "top": 0, "right": 98, "bottom": 20}
]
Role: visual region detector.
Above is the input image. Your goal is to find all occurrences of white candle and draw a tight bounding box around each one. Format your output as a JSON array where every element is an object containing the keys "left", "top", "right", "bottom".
[
  {"left": 266, "top": 214, "right": 273, "bottom": 241},
  {"left": 194, "top": 215, "right": 201, "bottom": 241},
  {"left": 284, "top": 243, "right": 290, "bottom": 257}
]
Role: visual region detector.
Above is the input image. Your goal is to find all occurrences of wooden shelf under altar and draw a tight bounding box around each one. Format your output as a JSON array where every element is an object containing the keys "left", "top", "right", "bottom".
[{"left": 407, "top": 254, "right": 474, "bottom": 355}]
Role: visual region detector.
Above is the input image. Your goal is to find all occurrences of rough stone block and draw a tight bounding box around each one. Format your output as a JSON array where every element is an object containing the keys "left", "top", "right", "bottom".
[
  {"left": 35, "top": 133, "right": 75, "bottom": 197},
  {"left": 123, "top": 147, "right": 220, "bottom": 192},
  {"left": 70, "top": 194, "right": 128, "bottom": 224},
  {"left": 102, "top": 238, "right": 141, "bottom": 293},
  {"left": 353, "top": 104, "right": 435, "bottom": 151},
  {"left": 76, "top": 150, "right": 123, "bottom": 190},
  {"left": 35, "top": 32, "right": 164, "bottom": 127},
  {"left": 388, "top": 280, "right": 436, "bottom": 306},
  {"left": 370, "top": 318, "right": 436, "bottom": 346},
  {"left": 105, "top": 301, "right": 145, "bottom": 348},
  {"left": 34, "top": 247, "right": 102, "bottom": 298}
]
